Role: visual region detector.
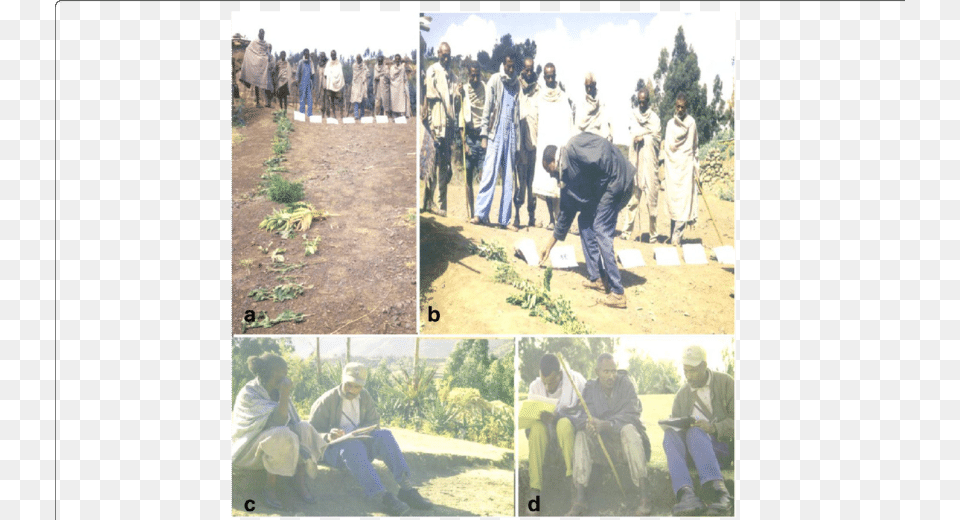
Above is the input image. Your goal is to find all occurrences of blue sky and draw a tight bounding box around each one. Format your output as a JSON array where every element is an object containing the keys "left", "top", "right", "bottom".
[{"left": 422, "top": 12, "right": 736, "bottom": 144}]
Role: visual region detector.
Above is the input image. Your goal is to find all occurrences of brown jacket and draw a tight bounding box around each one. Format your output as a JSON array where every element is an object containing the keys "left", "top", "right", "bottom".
[
  {"left": 671, "top": 369, "right": 735, "bottom": 442},
  {"left": 308, "top": 385, "right": 380, "bottom": 442}
]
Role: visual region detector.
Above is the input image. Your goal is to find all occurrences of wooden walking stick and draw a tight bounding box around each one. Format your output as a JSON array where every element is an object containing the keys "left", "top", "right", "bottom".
[
  {"left": 557, "top": 353, "right": 626, "bottom": 499},
  {"left": 460, "top": 89, "right": 471, "bottom": 218},
  {"left": 694, "top": 172, "right": 725, "bottom": 247}
]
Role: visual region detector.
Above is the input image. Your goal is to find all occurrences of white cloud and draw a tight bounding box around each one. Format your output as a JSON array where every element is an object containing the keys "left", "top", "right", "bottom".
[{"left": 437, "top": 14, "right": 499, "bottom": 60}]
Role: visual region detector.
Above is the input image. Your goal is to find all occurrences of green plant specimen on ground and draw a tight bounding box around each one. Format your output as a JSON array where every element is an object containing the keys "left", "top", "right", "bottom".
[
  {"left": 239, "top": 310, "right": 308, "bottom": 333},
  {"left": 248, "top": 283, "right": 309, "bottom": 302},
  {"left": 259, "top": 202, "right": 330, "bottom": 238}
]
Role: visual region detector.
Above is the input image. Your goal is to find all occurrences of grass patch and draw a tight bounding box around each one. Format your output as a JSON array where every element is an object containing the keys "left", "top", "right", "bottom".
[
  {"left": 231, "top": 128, "right": 244, "bottom": 145},
  {"left": 265, "top": 174, "right": 304, "bottom": 204},
  {"left": 303, "top": 235, "right": 321, "bottom": 256}
]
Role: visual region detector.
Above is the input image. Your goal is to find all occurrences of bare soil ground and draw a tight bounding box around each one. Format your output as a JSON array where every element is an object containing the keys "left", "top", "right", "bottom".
[
  {"left": 232, "top": 427, "right": 514, "bottom": 516},
  {"left": 420, "top": 173, "right": 735, "bottom": 335},
  {"left": 232, "top": 91, "right": 417, "bottom": 335}
]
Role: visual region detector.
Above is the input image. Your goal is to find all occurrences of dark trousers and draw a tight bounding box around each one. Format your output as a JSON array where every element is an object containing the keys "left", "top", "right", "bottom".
[
  {"left": 514, "top": 148, "right": 537, "bottom": 226},
  {"left": 424, "top": 125, "right": 453, "bottom": 212},
  {"left": 579, "top": 185, "right": 632, "bottom": 294}
]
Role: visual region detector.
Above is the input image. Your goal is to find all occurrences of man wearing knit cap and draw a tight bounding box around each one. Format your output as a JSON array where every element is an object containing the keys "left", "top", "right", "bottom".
[
  {"left": 309, "top": 362, "right": 432, "bottom": 515},
  {"left": 663, "top": 346, "right": 734, "bottom": 516}
]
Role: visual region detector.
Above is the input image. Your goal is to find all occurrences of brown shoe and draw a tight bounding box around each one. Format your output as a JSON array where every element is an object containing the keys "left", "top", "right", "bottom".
[
  {"left": 469, "top": 216, "right": 484, "bottom": 225},
  {"left": 600, "top": 292, "right": 627, "bottom": 309},
  {"left": 504, "top": 224, "right": 519, "bottom": 232},
  {"left": 582, "top": 279, "right": 606, "bottom": 293}
]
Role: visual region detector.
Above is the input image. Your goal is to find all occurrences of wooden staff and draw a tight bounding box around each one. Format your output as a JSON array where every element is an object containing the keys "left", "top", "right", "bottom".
[
  {"left": 694, "top": 173, "right": 725, "bottom": 247},
  {"left": 557, "top": 353, "right": 625, "bottom": 498}
]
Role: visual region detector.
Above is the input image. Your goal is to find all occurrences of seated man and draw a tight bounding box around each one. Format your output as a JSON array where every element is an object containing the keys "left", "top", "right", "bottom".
[
  {"left": 309, "top": 362, "right": 432, "bottom": 516},
  {"left": 663, "top": 346, "right": 734, "bottom": 516},
  {"left": 232, "top": 353, "right": 327, "bottom": 509},
  {"left": 567, "top": 353, "right": 651, "bottom": 516},
  {"left": 526, "top": 354, "right": 586, "bottom": 515}
]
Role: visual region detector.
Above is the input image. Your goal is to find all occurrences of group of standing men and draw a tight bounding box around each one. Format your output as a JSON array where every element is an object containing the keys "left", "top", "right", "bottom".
[
  {"left": 422, "top": 43, "right": 703, "bottom": 309},
  {"left": 525, "top": 346, "right": 733, "bottom": 516},
  {"left": 237, "top": 29, "right": 412, "bottom": 121}
]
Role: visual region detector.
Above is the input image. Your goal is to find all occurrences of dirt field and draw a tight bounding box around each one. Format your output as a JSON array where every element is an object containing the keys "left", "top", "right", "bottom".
[
  {"left": 232, "top": 427, "right": 514, "bottom": 516},
  {"left": 420, "top": 173, "right": 735, "bottom": 335},
  {"left": 232, "top": 92, "right": 417, "bottom": 335}
]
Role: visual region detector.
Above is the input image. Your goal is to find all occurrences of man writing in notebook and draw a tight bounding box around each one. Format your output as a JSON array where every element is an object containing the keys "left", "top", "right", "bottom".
[
  {"left": 309, "top": 362, "right": 432, "bottom": 515},
  {"left": 663, "top": 345, "right": 734, "bottom": 516},
  {"left": 525, "top": 353, "right": 586, "bottom": 515}
]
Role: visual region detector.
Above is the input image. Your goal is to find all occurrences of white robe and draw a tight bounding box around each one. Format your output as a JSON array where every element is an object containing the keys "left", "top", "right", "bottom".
[
  {"left": 662, "top": 114, "right": 699, "bottom": 222},
  {"left": 533, "top": 85, "right": 574, "bottom": 199}
]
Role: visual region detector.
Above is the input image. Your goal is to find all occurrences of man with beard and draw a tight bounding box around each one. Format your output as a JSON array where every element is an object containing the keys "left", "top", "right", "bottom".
[
  {"left": 575, "top": 72, "right": 613, "bottom": 142},
  {"left": 539, "top": 132, "right": 635, "bottom": 309},
  {"left": 373, "top": 54, "right": 391, "bottom": 116},
  {"left": 470, "top": 54, "right": 521, "bottom": 230},
  {"left": 350, "top": 53, "right": 369, "bottom": 119},
  {"left": 662, "top": 92, "right": 699, "bottom": 245},
  {"left": 239, "top": 29, "right": 274, "bottom": 108},
  {"left": 514, "top": 57, "right": 540, "bottom": 229},
  {"left": 566, "top": 354, "right": 651, "bottom": 516},
  {"left": 662, "top": 345, "right": 733, "bottom": 516},
  {"left": 532, "top": 63, "right": 574, "bottom": 231},
  {"left": 309, "top": 363, "right": 433, "bottom": 516},
  {"left": 422, "top": 42, "right": 455, "bottom": 216},
  {"left": 324, "top": 50, "right": 346, "bottom": 120},
  {"left": 458, "top": 62, "right": 486, "bottom": 219},
  {"left": 622, "top": 87, "right": 663, "bottom": 243}
]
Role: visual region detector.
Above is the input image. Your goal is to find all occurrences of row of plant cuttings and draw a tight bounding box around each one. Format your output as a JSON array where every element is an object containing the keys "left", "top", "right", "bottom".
[{"left": 471, "top": 239, "right": 592, "bottom": 335}]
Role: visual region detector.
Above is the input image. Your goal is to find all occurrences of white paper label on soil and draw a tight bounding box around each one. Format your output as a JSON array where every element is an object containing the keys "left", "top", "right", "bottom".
[
  {"left": 713, "top": 245, "right": 735, "bottom": 265},
  {"left": 326, "top": 118, "right": 340, "bottom": 124},
  {"left": 343, "top": 117, "right": 356, "bottom": 124},
  {"left": 654, "top": 247, "right": 681, "bottom": 266},
  {"left": 309, "top": 115, "right": 324, "bottom": 123},
  {"left": 681, "top": 244, "right": 708, "bottom": 264},
  {"left": 294, "top": 111, "right": 306, "bottom": 122},
  {"left": 617, "top": 249, "right": 646, "bottom": 268},
  {"left": 360, "top": 117, "right": 374, "bottom": 124},
  {"left": 551, "top": 246, "right": 578, "bottom": 269},
  {"left": 395, "top": 116, "right": 408, "bottom": 124},
  {"left": 376, "top": 116, "right": 389, "bottom": 124},
  {"left": 514, "top": 238, "right": 539, "bottom": 266}
]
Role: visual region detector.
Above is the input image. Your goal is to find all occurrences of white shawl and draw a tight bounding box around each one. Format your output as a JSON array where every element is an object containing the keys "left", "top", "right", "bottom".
[
  {"left": 529, "top": 368, "right": 586, "bottom": 414},
  {"left": 232, "top": 378, "right": 299, "bottom": 464},
  {"left": 663, "top": 114, "right": 699, "bottom": 222},
  {"left": 533, "top": 84, "right": 574, "bottom": 199},
  {"left": 324, "top": 59, "right": 345, "bottom": 92}
]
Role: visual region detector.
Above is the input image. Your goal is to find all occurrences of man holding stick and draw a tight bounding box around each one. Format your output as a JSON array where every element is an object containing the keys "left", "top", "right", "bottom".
[{"left": 565, "top": 353, "right": 651, "bottom": 516}]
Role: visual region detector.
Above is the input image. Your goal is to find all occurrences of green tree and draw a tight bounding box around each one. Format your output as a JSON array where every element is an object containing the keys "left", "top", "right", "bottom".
[
  {"left": 446, "top": 339, "right": 494, "bottom": 391},
  {"left": 517, "top": 337, "right": 616, "bottom": 386},
  {"left": 490, "top": 34, "right": 516, "bottom": 71},
  {"left": 627, "top": 354, "right": 681, "bottom": 395},
  {"left": 483, "top": 354, "right": 514, "bottom": 403},
  {"left": 654, "top": 26, "right": 720, "bottom": 144},
  {"left": 476, "top": 50, "right": 492, "bottom": 71}
]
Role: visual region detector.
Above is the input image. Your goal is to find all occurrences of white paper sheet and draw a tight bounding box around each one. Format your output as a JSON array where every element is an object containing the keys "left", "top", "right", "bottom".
[
  {"left": 713, "top": 245, "right": 735, "bottom": 265},
  {"left": 293, "top": 111, "right": 305, "bottom": 122},
  {"left": 326, "top": 118, "right": 340, "bottom": 124},
  {"left": 360, "top": 116, "right": 374, "bottom": 124},
  {"left": 309, "top": 115, "right": 324, "bottom": 123},
  {"left": 681, "top": 244, "right": 708, "bottom": 264},
  {"left": 550, "top": 245, "right": 578, "bottom": 269},
  {"left": 375, "top": 115, "right": 389, "bottom": 124},
  {"left": 514, "top": 238, "right": 539, "bottom": 266},
  {"left": 617, "top": 249, "right": 646, "bottom": 268},
  {"left": 394, "top": 116, "right": 407, "bottom": 124},
  {"left": 342, "top": 117, "right": 356, "bottom": 124},
  {"left": 654, "top": 247, "right": 681, "bottom": 266}
]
